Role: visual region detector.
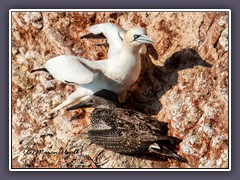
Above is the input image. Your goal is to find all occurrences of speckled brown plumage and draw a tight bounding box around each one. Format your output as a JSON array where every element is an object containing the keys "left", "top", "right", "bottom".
[{"left": 68, "top": 90, "right": 187, "bottom": 163}]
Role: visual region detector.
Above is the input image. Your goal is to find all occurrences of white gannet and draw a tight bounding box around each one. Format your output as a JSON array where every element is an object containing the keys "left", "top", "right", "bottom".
[
  {"left": 33, "top": 23, "right": 153, "bottom": 113},
  {"left": 67, "top": 90, "right": 187, "bottom": 163}
]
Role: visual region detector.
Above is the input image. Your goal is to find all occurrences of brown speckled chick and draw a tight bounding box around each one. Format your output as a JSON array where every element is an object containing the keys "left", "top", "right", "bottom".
[{"left": 67, "top": 90, "right": 187, "bottom": 163}]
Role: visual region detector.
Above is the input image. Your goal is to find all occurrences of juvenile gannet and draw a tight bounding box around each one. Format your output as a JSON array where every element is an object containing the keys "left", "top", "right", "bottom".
[
  {"left": 67, "top": 90, "right": 187, "bottom": 163},
  {"left": 33, "top": 23, "right": 153, "bottom": 113}
]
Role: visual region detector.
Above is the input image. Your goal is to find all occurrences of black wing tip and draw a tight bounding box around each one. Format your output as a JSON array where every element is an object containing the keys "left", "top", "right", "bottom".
[
  {"left": 30, "top": 68, "right": 49, "bottom": 73},
  {"left": 80, "top": 33, "right": 106, "bottom": 39},
  {"left": 66, "top": 105, "right": 79, "bottom": 111}
]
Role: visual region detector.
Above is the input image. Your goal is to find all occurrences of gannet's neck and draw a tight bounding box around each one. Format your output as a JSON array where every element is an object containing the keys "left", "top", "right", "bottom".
[{"left": 121, "top": 41, "right": 141, "bottom": 54}]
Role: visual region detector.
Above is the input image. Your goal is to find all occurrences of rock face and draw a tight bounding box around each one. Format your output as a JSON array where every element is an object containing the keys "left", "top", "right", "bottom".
[{"left": 11, "top": 11, "right": 229, "bottom": 168}]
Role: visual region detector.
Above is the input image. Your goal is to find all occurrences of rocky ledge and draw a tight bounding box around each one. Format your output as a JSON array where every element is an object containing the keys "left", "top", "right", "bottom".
[{"left": 11, "top": 11, "right": 229, "bottom": 168}]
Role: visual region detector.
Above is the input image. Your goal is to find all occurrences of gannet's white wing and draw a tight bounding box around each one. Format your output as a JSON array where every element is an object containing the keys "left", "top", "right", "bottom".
[
  {"left": 89, "top": 23, "right": 126, "bottom": 58},
  {"left": 89, "top": 23, "right": 147, "bottom": 57},
  {"left": 77, "top": 58, "right": 108, "bottom": 74},
  {"left": 45, "top": 55, "right": 97, "bottom": 85}
]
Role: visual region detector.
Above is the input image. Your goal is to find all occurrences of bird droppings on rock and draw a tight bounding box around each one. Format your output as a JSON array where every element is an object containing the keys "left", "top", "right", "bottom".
[{"left": 11, "top": 11, "right": 229, "bottom": 168}]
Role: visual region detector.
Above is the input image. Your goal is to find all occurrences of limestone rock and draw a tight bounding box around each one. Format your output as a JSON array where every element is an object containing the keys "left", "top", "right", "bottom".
[{"left": 11, "top": 11, "right": 229, "bottom": 168}]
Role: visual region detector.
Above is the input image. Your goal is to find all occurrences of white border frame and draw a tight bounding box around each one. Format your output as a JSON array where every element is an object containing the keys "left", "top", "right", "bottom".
[{"left": 9, "top": 9, "right": 231, "bottom": 171}]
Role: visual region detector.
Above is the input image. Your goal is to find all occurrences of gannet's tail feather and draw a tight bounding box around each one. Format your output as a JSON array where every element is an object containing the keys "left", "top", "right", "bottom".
[
  {"left": 50, "top": 87, "right": 93, "bottom": 113},
  {"left": 149, "top": 143, "right": 188, "bottom": 163}
]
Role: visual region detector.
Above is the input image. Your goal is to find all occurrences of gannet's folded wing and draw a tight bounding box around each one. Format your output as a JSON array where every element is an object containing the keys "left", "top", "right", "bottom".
[
  {"left": 45, "top": 55, "right": 95, "bottom": 85},
  {"left": 78, "top": 58, "right": 108, "bottom": 75},
  {"left": 89, "top": 23, "right": 126, "bottom": 58},
  {"left": 88, "top": 129, "right": 147, "bottom": 154}
]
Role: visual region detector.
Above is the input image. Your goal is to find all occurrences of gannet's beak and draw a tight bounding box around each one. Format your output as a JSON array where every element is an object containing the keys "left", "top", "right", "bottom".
[
  {"left": 137, "top": 35, "right": 153, "bottom": 44},
  {"left": 66, "top": 99, "right": 94, "bottom": 111}
]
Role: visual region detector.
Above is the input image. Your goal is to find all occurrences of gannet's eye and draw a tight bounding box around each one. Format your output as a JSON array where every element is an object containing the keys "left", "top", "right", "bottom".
[
  {"left": 133, "top": 34, "right": 141, "bottom": 41},
  {"left": 89, "top": 99, "right": 94, "bottom": 103}
]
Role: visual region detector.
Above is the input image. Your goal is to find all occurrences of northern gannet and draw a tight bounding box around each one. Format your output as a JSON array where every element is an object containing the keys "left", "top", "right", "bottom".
[
  {"left": 67, "top": 90, "right": 187, "bottom": 163},
  {"left": 33, "top": 23, "right": 153, "bottom": 113}
]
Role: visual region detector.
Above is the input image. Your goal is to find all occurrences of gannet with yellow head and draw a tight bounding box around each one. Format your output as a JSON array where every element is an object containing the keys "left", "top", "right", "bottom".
[{"left": 32, "top": 23, "right": 153, "bottom": 113}]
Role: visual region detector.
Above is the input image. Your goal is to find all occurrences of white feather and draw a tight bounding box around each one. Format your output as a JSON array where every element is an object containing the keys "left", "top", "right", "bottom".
[
  {"left": 45, "top": 55, "right": 96, "bottom": 85},
  {"left": 89, "top": 23, "right": 147, "bottom": 57},
  {"left": 89, "top": 23, "right": 126, "bottom": 58},
  {"left": 42, "top": 23, "right": 153, "bottom": 112}
]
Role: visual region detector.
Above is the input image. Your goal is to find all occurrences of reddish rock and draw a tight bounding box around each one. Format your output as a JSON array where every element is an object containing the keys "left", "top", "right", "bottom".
[{"left": 11, "top": 11, "right": 229, "bottom": 168}]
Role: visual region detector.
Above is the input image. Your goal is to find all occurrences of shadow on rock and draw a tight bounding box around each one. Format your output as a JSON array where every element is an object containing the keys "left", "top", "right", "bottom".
[{"left": 125, "top": 48, "right": 212, "bottom": 115}]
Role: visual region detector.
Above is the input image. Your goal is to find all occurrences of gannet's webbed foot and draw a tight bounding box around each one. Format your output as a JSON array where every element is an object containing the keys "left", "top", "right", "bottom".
[{"left": 129, "top": 81, "right": 139, "bottom": 92}]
